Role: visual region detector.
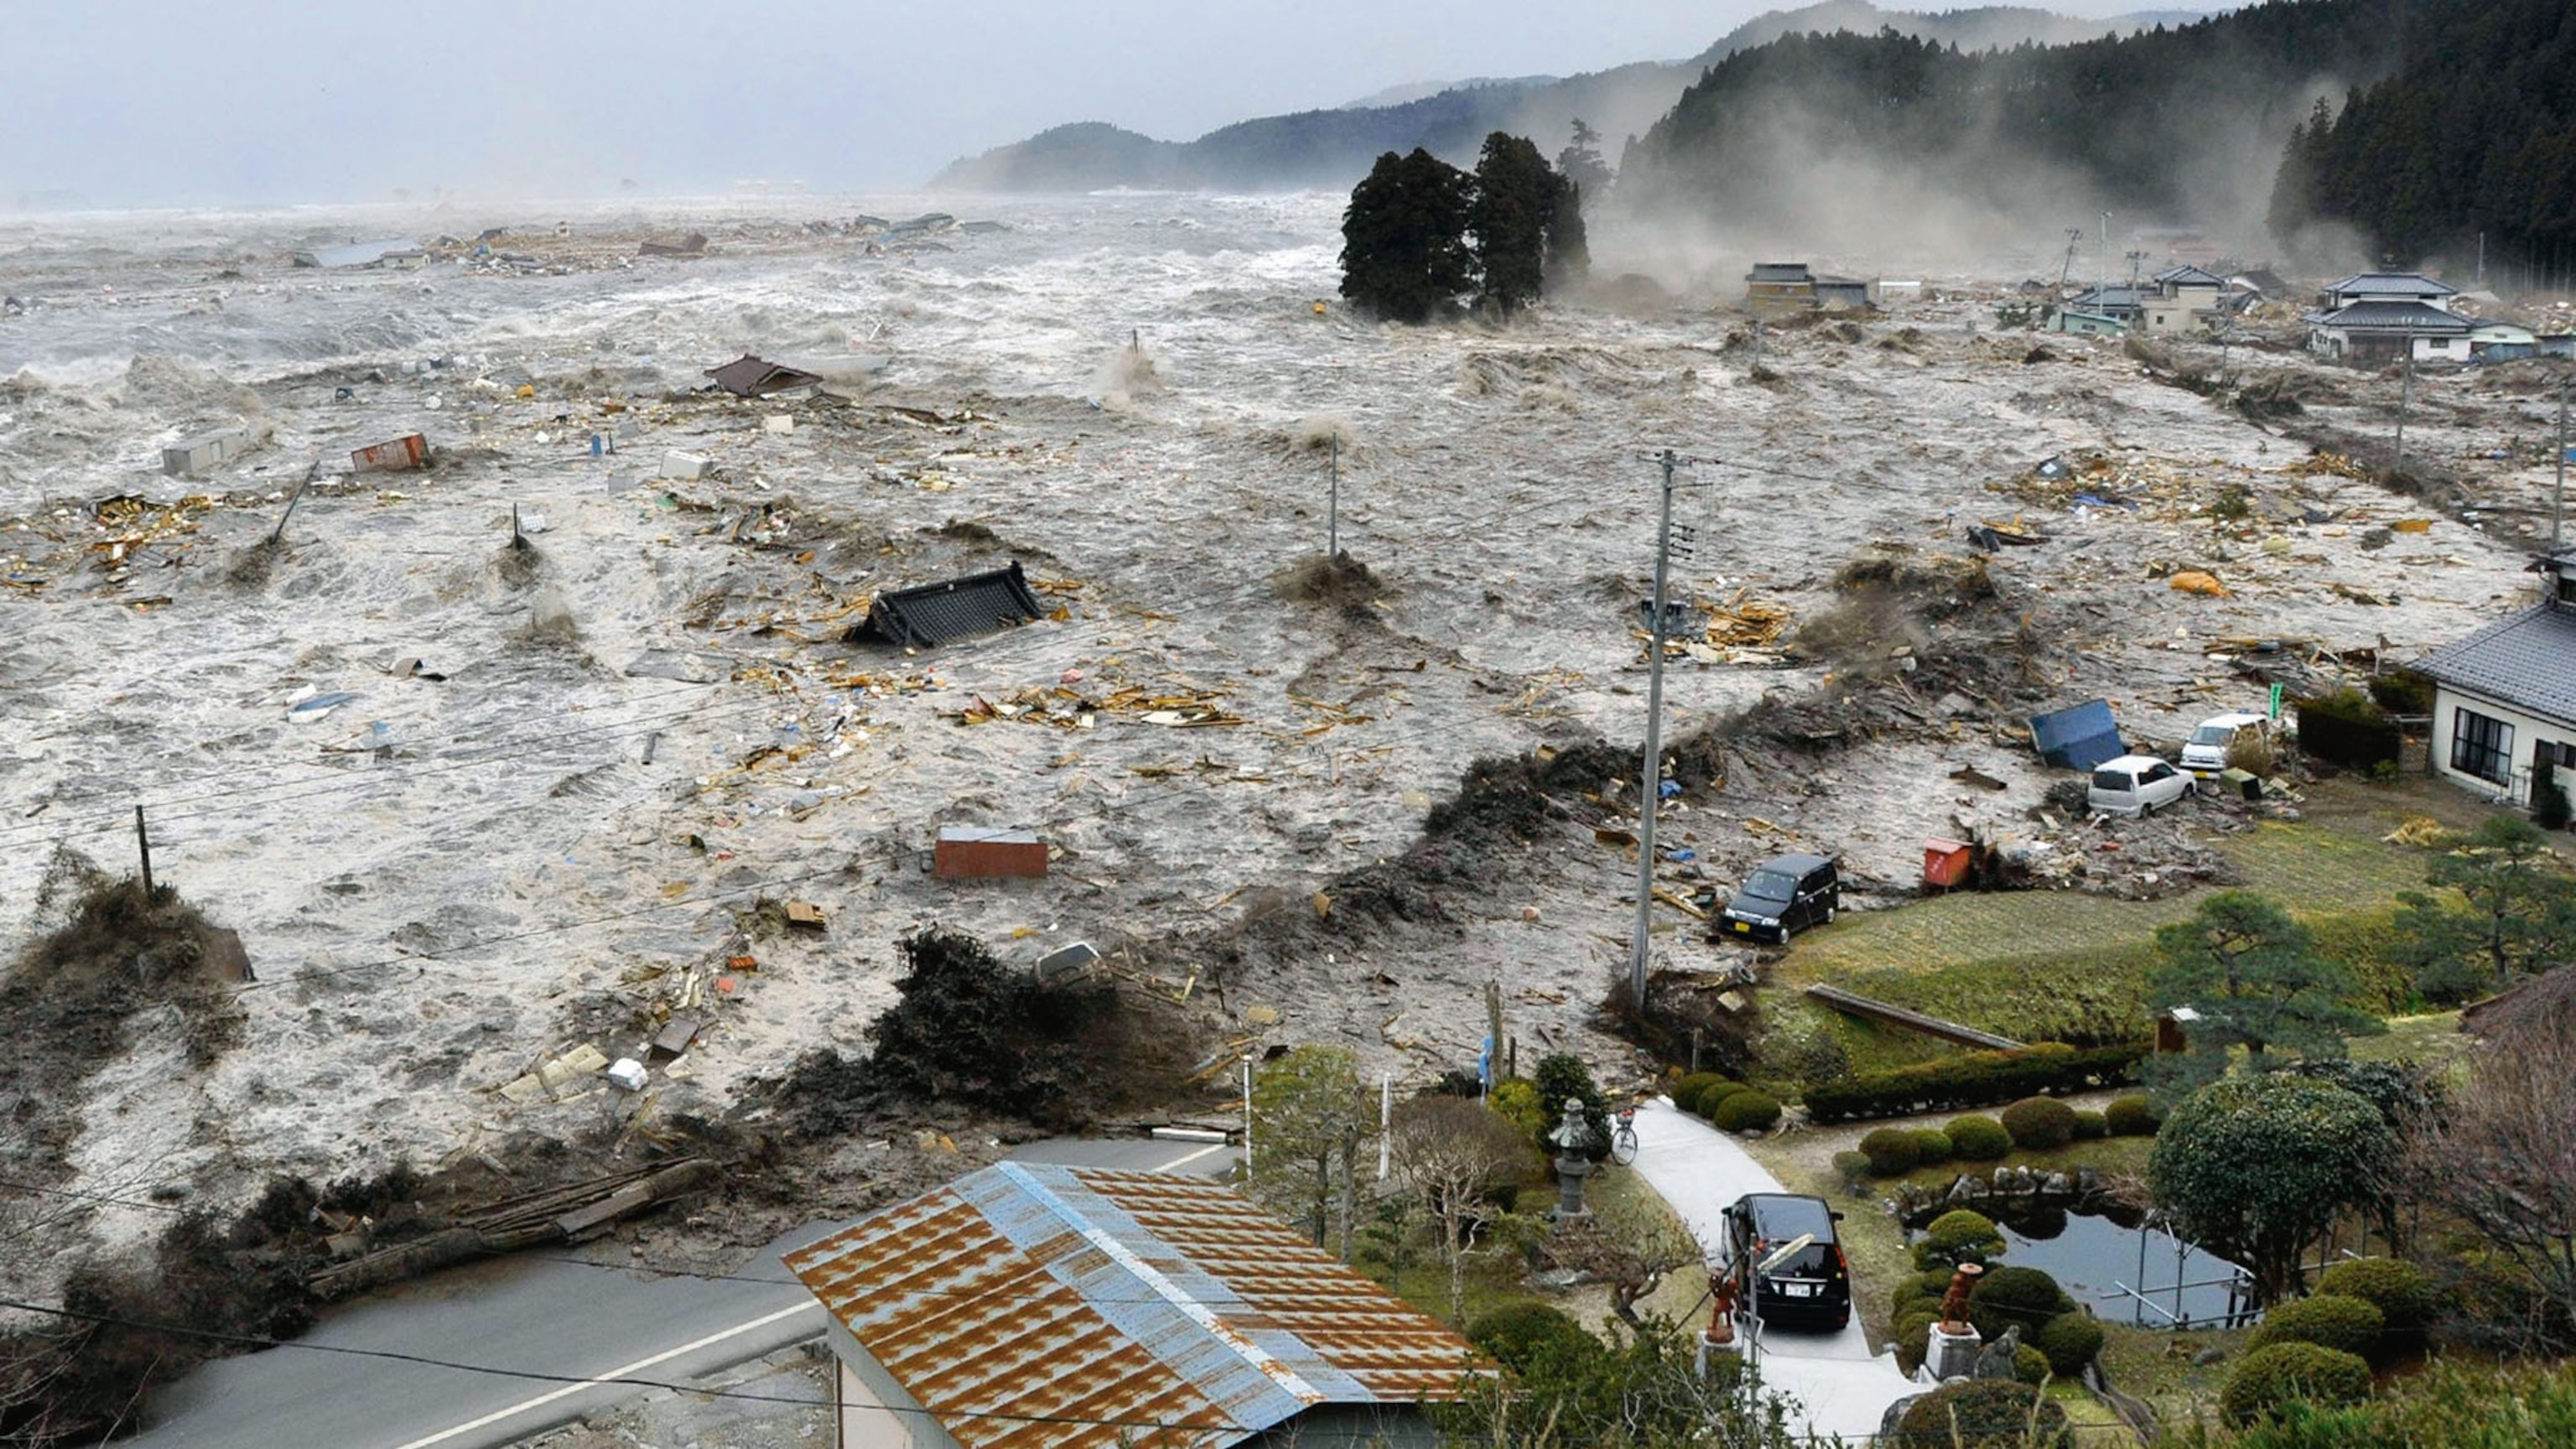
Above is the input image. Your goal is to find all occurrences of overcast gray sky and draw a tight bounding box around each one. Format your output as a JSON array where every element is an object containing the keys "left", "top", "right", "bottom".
[{"left": 8, "top": 0, "right": 2188, "bottom": 207}]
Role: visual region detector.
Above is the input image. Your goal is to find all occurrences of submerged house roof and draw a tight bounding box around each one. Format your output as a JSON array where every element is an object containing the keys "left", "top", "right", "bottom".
[
  {"left": 784, "top": 1163, "right": 1480, "bottom": 1449},
  {"left": 1747, "top": 262, "right": 1814, "bottom": 283},
  {"left": 2417, "top": 601, "right": 2576, "bottom": 726},
  {"left": 851, "top": 560, "right": 1045, "bottom": 647},
  {"left": 705, "top": 353, "right": 823, "bottom": 397}
]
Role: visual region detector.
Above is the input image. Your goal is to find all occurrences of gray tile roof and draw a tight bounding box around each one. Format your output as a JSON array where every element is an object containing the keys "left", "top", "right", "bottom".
[
  {"left": 2325, "top": 272, "right": 2457, "bottom": 297},
  {"left": 2417, "top": 603, "right": 2576, "bottom": 725},
  {"left": 2312, "top": 300, "right": 2470, "bottom": 332},
  {"left": 1748, "top": 262, "right": 1813, "bottom": 283}
]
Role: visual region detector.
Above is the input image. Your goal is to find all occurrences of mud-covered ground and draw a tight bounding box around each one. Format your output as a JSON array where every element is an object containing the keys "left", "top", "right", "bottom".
[{"left": 0, "top": 195, "right": 2560, "bottom": 1292}]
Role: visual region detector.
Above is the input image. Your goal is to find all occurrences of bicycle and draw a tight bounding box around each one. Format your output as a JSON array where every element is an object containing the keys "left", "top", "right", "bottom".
[{"left": 1609, "top": 1105, "right": 1640, "bottom": 1165}]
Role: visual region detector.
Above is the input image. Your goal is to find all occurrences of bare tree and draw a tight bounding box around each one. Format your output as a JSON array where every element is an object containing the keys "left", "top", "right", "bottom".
[
  {"left": 1249, "top": 1046, "right": 1374, "bottom": 1256},
  {"left": 1542, "top": 1189, "right": 1701, "bottom": 1326},
  {"left": 1389, "top": 1095, "right": 1528, "bottom": 1323},
  {"left": 2411, "top": 979, "right": 2576, "bottom": 1340}
]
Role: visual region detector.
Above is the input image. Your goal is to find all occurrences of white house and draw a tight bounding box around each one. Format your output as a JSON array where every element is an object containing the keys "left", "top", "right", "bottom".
[
  {"left": 2306, "top": 300, "right": 2473, "bottom": 361},
  {"left": 2418, "top": 550, "right": 2576, "bottom": 808},
  {"left": 2140, "top": 264, "right": 2226, "bottom": 332}
]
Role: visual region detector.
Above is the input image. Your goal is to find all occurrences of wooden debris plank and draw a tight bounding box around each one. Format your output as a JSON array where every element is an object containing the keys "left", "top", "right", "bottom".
[{"left": 1802, "top": 983, "right": 2023, "bottom": 1050}]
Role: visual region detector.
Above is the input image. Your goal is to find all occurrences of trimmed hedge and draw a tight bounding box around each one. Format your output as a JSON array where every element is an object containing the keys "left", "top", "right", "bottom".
[
  {"left": 1914, "top": 1209, "right": 2006, "bottom": 1271},
  {"left": 1910, "top": 1128, "right": 1956, "bottom": 1164},
  {"left": 1896, "top": 1380, "right": 2071, "bottom": 1448},
  {"left": 1947, "top": 1115, "right": 2013, "bottom": 1161},
  {"left": 2013, "top": 1343, "right": 2053, "bottom": 1384},
  {"left": 2070, "top": 1109, "right": 2110, "bottom": 1140},
  {"left": 1802, "top": 1043, "right": 2148, "bottom": 1124},
  {"left": 1673, "top": 1072, "right": 1729, "bottom": 1110},
  {"left": 2001, "top": 1096, "right": 2079, "bottom": 1150},
  {"left": 2104, "top": 1093, "right": 2163, "bottom": 1136},
  {"left": 1968, "top": 1266, "right": 2076, "bottom": 1340},
  {"left": 1693, "top": 1079, "right": 1748, "bottom": 1118},
  {"left": 2251, "top": 1294, "right": 2385, "bottom": 1362},
  {"left": 1861, "top": 1127, "right": 1924, "bottom": 1176},
  {"left": 2033, "top": 1311, "right": 2106, "bottom": 1376},
  {"left": 1710, "top": 1090, "right": 1782, "bottom": 1133},
  {"left": 2221, "top": 1343, "right": 2374, "bottom": 1426},
  {"left": 2314, "top": 1258, "right": 2438, "bottom": 1337}
]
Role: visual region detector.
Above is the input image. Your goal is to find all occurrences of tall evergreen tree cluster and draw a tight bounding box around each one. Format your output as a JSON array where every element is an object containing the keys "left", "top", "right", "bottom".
[
  {"left": 2267, "top": 0, "right": 2576, "bottom": 269},
  {"left": 1338, "top": 133, "right": 1587, "bottom": 324}
]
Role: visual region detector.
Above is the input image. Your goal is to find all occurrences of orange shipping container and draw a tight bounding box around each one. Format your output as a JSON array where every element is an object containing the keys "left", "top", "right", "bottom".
[
  {"left": 1923, "top": 839, "right": 1973, "bottom": 890},
  {"left": 934, "top": 827, "right": 1047, "bottom": 880}
]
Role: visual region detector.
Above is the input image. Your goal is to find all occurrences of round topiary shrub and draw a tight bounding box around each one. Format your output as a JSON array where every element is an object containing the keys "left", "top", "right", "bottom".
[
  {"left": 1913, "top": 1209, "right": 2006, "bottom": 1272},
  {"left": 2220, "top": 1342, "right": 2373, "bottom": 1426},
  {"left": 2104, "top": 1093, "right": 2163, "bottom": 1136},
  {"left": 1911, "top": 1128, "right": 1956, "bottom": 1164},
  {"left": 1467, "top": 1301, "right": 1607, "bottom": 1377},
  {"left": 1673, "top": 1072, "right": 1727, "bottom": 1109},
  {"left": 1947, "top": 1114, "right": 2012, "bottom": 1161},
  {"left": 2070, "top": 1109, "right": 2110, "bottom": 1140},
  {"left": 2314, "top": 1258, "right": 2438, "bottom": 1339},
  {"left": 1968, "top": 1265, "right": 2075, "bottom": 1341},
  {"left": 2033, "top": 1310, "right": 2106, "bottom": 1376},
  {"left": 1891, "top": 1303, "right": 1941, "bottom": 1374},
  {"left": 1831, "top": 1149, "right": 1872, "bottom": 1185},
  {"left": 2001, "top": 1096, "right": 2080, "bottom": 1150},
  {"left": 1692, "top": 1080, "right": 1747, "bottom": 1118},
  {"left": 2014, "top": 1343, "right": 2053, "bottom": 1384},
  {"left": 1861, "top": 1126, "right": 1923, "bottom": 1176},
  {"left": 1711, "top": 1089, "right": 1782, "bottom": 1134},
  {"left": 1896, "top": 1379, "right": 2071, "bottom": 1448},
  {"left": 2250, "top": 1294, "right": 2385, "bottom": 1362}
]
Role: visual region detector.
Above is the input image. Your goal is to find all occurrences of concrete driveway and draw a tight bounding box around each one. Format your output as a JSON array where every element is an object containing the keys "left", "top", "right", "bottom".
[{"left": 1628, "top": 1098, "right": 1919, "bottom": 1442}]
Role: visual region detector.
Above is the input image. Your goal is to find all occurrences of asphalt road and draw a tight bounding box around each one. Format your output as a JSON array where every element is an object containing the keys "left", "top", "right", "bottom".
[{"left": 127, "top": 1137, "right": 1239, "bottom": 1449}]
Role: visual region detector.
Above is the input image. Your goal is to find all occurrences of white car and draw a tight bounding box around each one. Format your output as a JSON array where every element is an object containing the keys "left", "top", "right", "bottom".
[
  {"left": 2089, "top": 755, "right": 2193, "bottom": 818},
  {"left": 2179, "top": 712, "right": 2273, "bottom": 776}
]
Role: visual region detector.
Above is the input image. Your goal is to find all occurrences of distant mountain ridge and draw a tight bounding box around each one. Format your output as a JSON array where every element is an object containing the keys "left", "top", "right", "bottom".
[{"left": 930, "top": 2, "right": 2218, "bottom": 193}]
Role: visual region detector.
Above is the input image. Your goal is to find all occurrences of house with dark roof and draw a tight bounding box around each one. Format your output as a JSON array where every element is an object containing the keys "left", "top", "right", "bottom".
[
  {"left": 2140, "top": 265, "right": 2226, "bottom": 333},
  {"left": 1746, "top": 262, "right": 1815, "bottom": 313},
  {"left": 784, "top": 1163, "right": 1482, "bottom": 1449},
  {"left": 2064, "top": 283, "right": 2149, "bottom": 326},
  {"left": 2417, "top": 550, "right": 2576, "bottom": 807},
  {"left": 2317, "top": 272, "right": 2458, "bottom": 312},
  {"left": 2305, "top": 299, "right": 2473, "bottom": 362}
]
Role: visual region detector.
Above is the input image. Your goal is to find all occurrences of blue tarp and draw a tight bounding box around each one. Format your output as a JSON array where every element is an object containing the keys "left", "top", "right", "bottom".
[{"left": 2029, "top": 699, "right": 2126, "bottom": 771}]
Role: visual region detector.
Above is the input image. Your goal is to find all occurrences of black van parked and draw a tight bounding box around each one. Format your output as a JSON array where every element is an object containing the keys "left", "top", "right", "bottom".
[
  {"left": 1722, "top": 1192, "right": 1853, "bottom": 1332},
  {"left": 1719, "top": 853, "right": 1840, "bottom": 943}
]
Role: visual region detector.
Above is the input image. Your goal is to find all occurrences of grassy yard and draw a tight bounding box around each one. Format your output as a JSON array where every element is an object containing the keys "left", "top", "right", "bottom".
[{"left": 1767, "top": 776, "right": 2492, "bottom": 1075}]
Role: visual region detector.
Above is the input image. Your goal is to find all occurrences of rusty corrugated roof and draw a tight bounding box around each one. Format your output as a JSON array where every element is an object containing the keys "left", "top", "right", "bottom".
[{"left": 782, "top": 1163, "right": 1480, "bottom": 1449}]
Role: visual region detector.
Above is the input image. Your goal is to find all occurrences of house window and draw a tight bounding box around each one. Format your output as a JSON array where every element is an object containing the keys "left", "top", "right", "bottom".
[{"left": 2453, "top": 708, "right": 2514, "bottom": 784}]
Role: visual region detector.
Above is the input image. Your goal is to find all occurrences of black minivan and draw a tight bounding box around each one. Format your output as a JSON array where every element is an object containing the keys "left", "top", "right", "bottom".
[
  {"left": 1719, "top": 853, "right": 1841, "bottom": 943},
  {"left": 1722, "top": 1192, "right": 1853, "bottom": 1332}
]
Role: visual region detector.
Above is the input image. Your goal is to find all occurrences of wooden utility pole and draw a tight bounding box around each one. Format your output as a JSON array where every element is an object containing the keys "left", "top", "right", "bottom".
[
  {"left": 134, "top": 805, "right": 154, "bottom": 898},
  {"left": 1629, "top": 452, "right": 1680, "bottom": 1009},
  {"left": 1327, "top": 433, "right": 1340, "bottom": 559},
  {"left": 2392, "top": 349, "right": 2414, "bottom": 482}
]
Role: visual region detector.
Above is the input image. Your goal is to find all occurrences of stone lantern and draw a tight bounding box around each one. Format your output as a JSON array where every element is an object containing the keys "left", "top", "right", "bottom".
[{"left": 1545, "top": 1097, "right": 1599, "bottom": 1220}]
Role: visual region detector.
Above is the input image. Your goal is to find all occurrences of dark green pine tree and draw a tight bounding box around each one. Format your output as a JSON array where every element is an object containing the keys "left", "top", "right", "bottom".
[
  {"left": 1545, "top": 175, "right": 1590, "bottom": 290},
  {"left": 1338, "top": 148, "right": 1475, "bottom": 324},
  {"left": 1555, "top": 117, "right": 1613, "bottom": 203},
  {"left": 1468, "top": 132, "right": 1557, "bottom": 317},
  {"left": 2265, "top": 97, "right": 2336, "bottom": 249}
]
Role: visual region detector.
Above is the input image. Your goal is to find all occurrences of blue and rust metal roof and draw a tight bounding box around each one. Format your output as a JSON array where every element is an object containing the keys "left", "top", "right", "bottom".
[{"left": 783, "top": 1163, "right": 1481, "bottom": 1449}]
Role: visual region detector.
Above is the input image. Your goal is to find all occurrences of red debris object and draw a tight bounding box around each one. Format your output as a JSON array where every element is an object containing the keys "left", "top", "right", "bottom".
[
  {"left": 1923, "top": 839, "right": 1973, "bottom": 890},
  {"left": 351, "top": 434, "right": 428, "bottom": 472}
]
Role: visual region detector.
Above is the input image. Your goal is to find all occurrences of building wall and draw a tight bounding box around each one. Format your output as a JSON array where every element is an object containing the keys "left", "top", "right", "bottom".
[
  {"left": 2431, "top": 683, "right": 2576, "bottom": 807},
  {"left": 829, "top": 1323, "right": 958, "bottom": 1449}
]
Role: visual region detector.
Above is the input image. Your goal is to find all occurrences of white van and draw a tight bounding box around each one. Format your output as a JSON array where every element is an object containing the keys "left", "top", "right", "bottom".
[
  {"left": 2180, "top": 712, "right": 2274, "bottom": 776},
  {"left": 2089, "top": 755, "right": 2193, "bottom": 818}
]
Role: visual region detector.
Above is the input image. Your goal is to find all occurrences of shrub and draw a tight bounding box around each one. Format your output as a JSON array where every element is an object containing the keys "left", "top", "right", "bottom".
[
  {"left": 2014, "top": 1343, "right": 2053, "bottom": 1384},
  {"left": 2070, "top": 1109, "right": 2109, "bottom": 1140},
  {"left": 1692, "top": 1079, "right": 1746, "bottom": 1118},
  {"left": 1831, "top": 1150, "right": 1872, "bottom": 1185},
  {"left": 1532, "top": 1052, "right": 1610, "bottom": 1159},
  {"left": 1910, "top": 1128, "right": 1955, "bottom": 1164},
  {"left": 2251, "top": 1294, "right": 2385, "bottom": 1362},
  {"left": 1467, "top": 1301, "right": 1608, "bottom": 1379},
  {"left": 1710, "top": 1090, "right": 1782, "bottom": 1133},
  {"left": 1673, "top": 1072, "right": 1728, "bottom": 1110},
  {"left": 2104, "top": 1094, "right": 2163, "bottom": 1136},
  {"left": 1947, "top": 1115, "right": 2012, "bottom": 1161},
  {"left": 1801, "top": 1042, "right": 2148, "bottom": 1124},
  {"left": 1891, "top": 1303, "right": 1941, "bottom": 1374},
  {"left": 2000, "top": 1096, "right": 2079, "bottom": 1150},
  {"left": 2314, "top": 1257, "right": 2438, "bottom": 1338},
  {"left": 2032, "top": 1311, "right": 2106, "bottom": 1376},
  {"left": 1860, "top": 1127, "right": 1923, "bottom": 1176},
  {"left": 1489, "top": 1078, "right": 1546, "bottom": 1139},
  {"left": 1896, "top": 1380, "right": 2071, "bottom": 1447},
  {"left": 1913, "top": 1209, "right": 2006, "bottom": 1272},
  {"left": 1968, "top": 1265, "right": 2075, "bottom": 1340},
  {"left": 2220, "top": 1342, "right": 2374, "bottom": 1426}
]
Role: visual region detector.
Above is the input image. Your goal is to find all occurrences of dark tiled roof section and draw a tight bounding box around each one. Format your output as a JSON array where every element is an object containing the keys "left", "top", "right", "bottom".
[
  {"left": 854, "top": 561, "right": 1044, "bottom": 647},
  {"left": 2314, "top": 301, "right": 2470, "bottom": 331},
  {"left": 2417, "top": 603, "right": 2576, "bottom": 725},
  {"left": 2325, "top": 272, "right": 2457, "bottom": 296},
  {"left": 1748, "top": 262, "right": 1813, "bottom": 283},
  {"left": 705, "top": 354, "right": 823, "bottom": 397}
]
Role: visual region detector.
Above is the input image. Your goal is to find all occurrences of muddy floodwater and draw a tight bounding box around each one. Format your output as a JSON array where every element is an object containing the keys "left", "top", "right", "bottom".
[{"left": 0, "top": 193, "right": 2557, "bottom": 1292}]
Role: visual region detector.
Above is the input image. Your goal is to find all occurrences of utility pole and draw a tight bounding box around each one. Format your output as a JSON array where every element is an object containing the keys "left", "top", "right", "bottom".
[
  {"left": 2554, "top": 371, "right": 2569, "bottom": 552},
  {"left": 2058, "top": 228, "right": 2082, "bottom": 291},
  {"left": 1629, "top": 451, "right": 1680, "bottom": 1008},
  {"left": 1327, "top": 433, "right": 1340, "bottom": 559},
  {"left": 2393, "top": 349, "right": 2414, "bottom": 481},
  {"left": 2478, "top": 231, "right": 2486, "bottom": 287},
  {"left": 134, "top": 805, "right": 154, "bottom": 898},
  {"left": 2099, "top": 211, "right": 2111, "bottom": 303}
]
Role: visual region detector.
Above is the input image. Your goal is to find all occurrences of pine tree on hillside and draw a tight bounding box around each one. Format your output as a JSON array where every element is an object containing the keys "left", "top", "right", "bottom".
[
  {"left": 1338, "top": 148, "right": 1474, "bottom": 324},
  {"left": 1469, "top": 132, "right": 1557, "bottom": 317},
  {"left": 1555, "top": 117, "right": 1613, "bottom": 203},
  {"left": 1545, "top": 175, "right": 1590, "bottom": 290}
]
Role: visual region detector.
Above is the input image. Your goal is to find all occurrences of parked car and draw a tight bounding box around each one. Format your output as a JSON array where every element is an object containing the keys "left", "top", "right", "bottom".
[
  {"left": 1719, "top": 853, "right": 1840, "bottom": 943},
  {"left": 2179, "top": 711, "right": 2276, "bottom": 776},
  {"left": 1722, "top": 1192, "right": 1852, "bottom": 1332},
  {"left": 2088, "top": 754, "right": 2193, "bottom": 817}
]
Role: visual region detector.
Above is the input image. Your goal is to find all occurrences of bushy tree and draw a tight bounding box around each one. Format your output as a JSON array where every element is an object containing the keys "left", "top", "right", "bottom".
[
  {"left": 1338, "top": 148, "right": 1473, "bottom": 323},
  {"left": 2151, "top": 1073, "right": 2400, "bottom": 1306},
  {"left": 1554, "top": 117, "right": 1613, "bottom": 205},
  {"left": 1467, "top": 132, "right": 1556, "bottom": 316},
  {"left": 1389, "top": 1095, "right": 1528, "bottom": 1322},
  {"left": 1440, "top": 1314, "right": 1803, "bottom": 1449},
  {"left": 1531, "top": 1051, "right": 1610, "bottom": 1161},
  {"left": 1545, "top": 175, "right": 1589, "bottom": 291},
  {"left": 2148, "top": 891, "right": 2381, "bottom": 1093},
  {"left": 2392, "top": 817, "right": 2576, "bottom": 1002},
  {"left": 1249, "top": 1046, "right": 1373, "bottom": 1256}
]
